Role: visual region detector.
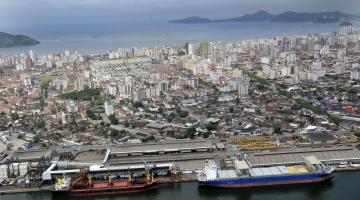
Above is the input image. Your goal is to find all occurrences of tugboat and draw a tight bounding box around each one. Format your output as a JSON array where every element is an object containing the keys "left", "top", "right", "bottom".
[{"left": 70, "top": 168, "right": 158, "bottom": 197}]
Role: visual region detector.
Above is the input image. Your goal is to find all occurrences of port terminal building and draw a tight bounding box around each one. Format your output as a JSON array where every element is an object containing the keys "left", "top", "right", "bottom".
[{"left": 247, "top": 147, "right": 360, "bottom": 167}]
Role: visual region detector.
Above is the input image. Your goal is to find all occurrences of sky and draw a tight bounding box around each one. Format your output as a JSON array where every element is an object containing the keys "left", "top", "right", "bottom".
[{"left": 1, "top": 0, "right": 359, "bottom": 34}]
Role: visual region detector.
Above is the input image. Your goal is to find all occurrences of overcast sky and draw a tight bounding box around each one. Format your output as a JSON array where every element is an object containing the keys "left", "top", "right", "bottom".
[{"left": 1, "top": 0, "right": 359, "bottom": 32}]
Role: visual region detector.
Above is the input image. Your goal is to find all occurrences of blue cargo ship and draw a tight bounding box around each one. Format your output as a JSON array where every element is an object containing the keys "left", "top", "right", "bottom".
[{"left": 197, "top": 156, "right": 335, "bottom": 188}]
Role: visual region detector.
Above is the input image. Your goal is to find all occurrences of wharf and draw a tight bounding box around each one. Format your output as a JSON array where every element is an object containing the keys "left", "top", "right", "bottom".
[{"left": 1, "top": 167, "right": 360, "bottom": 195}]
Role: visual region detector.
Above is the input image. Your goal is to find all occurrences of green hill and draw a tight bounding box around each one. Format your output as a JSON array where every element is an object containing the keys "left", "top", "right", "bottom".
[{"left": 0, "top": 32, "right": 39, "bottom": 48}]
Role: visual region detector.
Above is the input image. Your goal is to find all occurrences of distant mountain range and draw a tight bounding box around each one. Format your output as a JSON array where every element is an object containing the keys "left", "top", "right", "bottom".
[
  {"left": 169, "top": 10, "right": 359, "bottom": 24},
  {"left": 0, "top": 32, "right": 39, "bottom": 48}
]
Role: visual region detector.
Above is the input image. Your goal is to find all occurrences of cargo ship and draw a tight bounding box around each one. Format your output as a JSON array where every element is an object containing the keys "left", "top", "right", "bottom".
[
  {"left": 197, "top": 156, "right": 335, "bottom": 188},
  {"left": 52, "top": 169, "right": 158, "bottom": 196}
]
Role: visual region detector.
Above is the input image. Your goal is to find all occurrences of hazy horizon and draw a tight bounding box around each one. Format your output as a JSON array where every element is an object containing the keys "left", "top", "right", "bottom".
[{"left": 1, "top": 0, "right": 359, "bottom": 36}]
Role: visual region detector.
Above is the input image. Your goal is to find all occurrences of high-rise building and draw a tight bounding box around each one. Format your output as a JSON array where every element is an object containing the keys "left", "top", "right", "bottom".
[
  {"left": 351, "top": 64, "right": 360, "bottom": 80},
  {"left": 198, "top": 42, "right": 213, "bottom": 56},
  {"left": 335, "top": 62, "right": 346, "bottom": 75},
  {"left": 158, "top": 80, "right": 169, "bottom": 91},
  {"left": 77, "top": 77, "right": 84, "bottom": 91},
  {"left": 186, "top": 77, "right": 198, "bottom": 88},
  {"left": 237, "top": 76, "right": 250, "bottom": 96},
  {"left": 282, "top": 38, "right": 291, "bottom": 52},
  {"left": 29, "top": 50, "right": 36, "bottom": 65},
  {"left": 185, "top": 43, "right": 194, "bottom": 55},
  {"left": 104, "top": 101, "right": 114, "bottom": 116},
  {"left": 66, "top": 100, "right": 78, "bottom": 113}
]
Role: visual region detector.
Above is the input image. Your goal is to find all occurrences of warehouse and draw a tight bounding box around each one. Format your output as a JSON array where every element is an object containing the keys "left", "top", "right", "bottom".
[{"left": 248, "top": 147, "right": 360, "bottom": 167}]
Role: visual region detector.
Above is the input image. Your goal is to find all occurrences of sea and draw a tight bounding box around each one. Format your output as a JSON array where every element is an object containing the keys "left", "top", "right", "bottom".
[
  {"left": 1, "top": 171, "right": 360, "bottom": 200},
  {"left": 0, "top": 21, "right": 356, "bottom": 56}
]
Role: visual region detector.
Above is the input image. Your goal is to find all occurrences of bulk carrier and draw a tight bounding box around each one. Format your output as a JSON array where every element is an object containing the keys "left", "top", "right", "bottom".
[
  {"left": 52, "top": 168, "right": 158, "bottom": 196},
  {"left": 197, "top": 155, "right": 335, "bottom": 188}
]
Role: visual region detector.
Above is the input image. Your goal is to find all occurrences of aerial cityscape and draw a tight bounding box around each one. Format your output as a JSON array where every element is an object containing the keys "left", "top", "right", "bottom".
[{"left": 1, "top": 0, "right": 360, "bottom": 200}]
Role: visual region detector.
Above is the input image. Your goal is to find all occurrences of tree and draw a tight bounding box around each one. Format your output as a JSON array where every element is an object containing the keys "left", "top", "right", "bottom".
[
  {"left": 309, "top": 116, "right": 315, "bottom": 124},
  {"left": 203, "top": 131, "right": 211, "bottom": 139},
  {"left": 124, "top": 120, "right": 129, "bottom": 127},
  {"left": 273, "top": 126, "right": 282, "bottom": 134},
  {"left": 133, "top": 101, "right": 144, "bottom": 108},
  {"left": 86, "top": 110, "right": 97, "bottom": 120},
  {"left": 229, "top": 107, "right": 234, "bottom": 113},
  {"left": 11, "top": 112, "right": 19, "bottom": 120},
  {"left": 167, "top": 112, "right": 176, "bottom": 122},
  {"left": 108, "top": 114, "right": 119, "bottom": 125},
  {"left": 110, "top": 129, "right": 120, "bottom": 138},
  {"left": 79, "top": 125, "right": 86, "bottom": 132},
  {"left": 176, "top": 108, "right": 189, "bottom": 118},
  {"left": 206, "top": 122, "right": 217, "bottom": 131},
  {"left": 234, "top": 97, "right": 241, "bottom": 104},
  {"left": 36, "top": 120, "right": 46, "bottom": 129},
  {"left": 186, "top": 127, "right": 196, "bottom": 139}
]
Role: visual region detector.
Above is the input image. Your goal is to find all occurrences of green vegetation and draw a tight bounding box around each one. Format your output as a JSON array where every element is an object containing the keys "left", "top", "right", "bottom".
[
  {"left": 108, "top": 114, "right": 119, "bottom": 125},
  {"left": 79, "top": 125, "right": 86, "bottom": 132},
  {"left": 124, "top": 120, "right": 129, "bottom": 127},
  {"left": 246, "top": 72, "right": 270, "bottom": 86},
  {"left": 11, "top": 112, "right": 19, "bottom": 120},
  {"left": 133, "top": 101, "right": 144, "bottom": 108},
  {"left": 273, "top": 126, "right": 282, "bottom": 134},
  {"left": 59, "top": 88, "right": 101, "bottom": 101},
  {"left": 186, "top": 127, "right": 196, "bottom": 139},
  {"left": 35, "top": 120, "right": 45, "bottom": 129},
  {"left": 176, "top": 108, "right": 189, "bottom": 118},
  {"left": 229, "top": 107, "right": 234, "bottom": 113},
  {"left": 0, "top": 32, "right": 39, "bottom": 47},
  {"left": 39, "top": 75, "right": 56, "bottom": 83},
  {"left": 110, "top": 129, "right": 120, "bottom": 138},
  {"left": 86, "top": 110, "right": 95, "bottom": 120},
  {"left": 167, "top": 112, "right": 177, "bottom": 122},
  {"left": 206, "top": 122, "right": 217, "bottom": 131}
]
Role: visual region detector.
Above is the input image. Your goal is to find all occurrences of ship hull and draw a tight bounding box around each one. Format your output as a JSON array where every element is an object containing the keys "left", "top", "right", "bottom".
[
  {"left": 70, "top": 181, "right": 158, "bottom": 197},
  {"left": 199, "top": 173, "right": 334, "bottom": 188}
]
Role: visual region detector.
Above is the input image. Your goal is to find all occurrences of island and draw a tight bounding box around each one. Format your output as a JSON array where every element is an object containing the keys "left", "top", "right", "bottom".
[
  {"left": 0, "top": 32, "right": 39, "bottom": 48},
  {"left": 170, "top": 10, "right": 359, "bottom": 24},
  {"left": 169, "top": 16, "right": 212, "bottom": 24},
  {"left": 340, "top": 21, "right": 353, "bottom": 27}
]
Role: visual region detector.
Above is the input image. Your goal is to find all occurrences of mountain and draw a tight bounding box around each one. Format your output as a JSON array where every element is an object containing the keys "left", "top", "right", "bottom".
[
  {"left": 170, "top": 11, "right": 359, "bottom": 24},
  {"left": 169, "top": 16, "right": 212, "bottom": 24},
  {"left": 270, "top": 11, "right": 356, "bottom": 23},
  {"left": 0, "top": 32, "right": 39, "bottom": 48},
  {"left": 216, "top": 10, "right": 274, "bottom": 22}
]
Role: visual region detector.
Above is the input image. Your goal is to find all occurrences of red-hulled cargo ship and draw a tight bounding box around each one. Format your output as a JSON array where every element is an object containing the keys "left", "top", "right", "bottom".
[{"left": 54, "top": 170, "right": 158, "bottom": 197}]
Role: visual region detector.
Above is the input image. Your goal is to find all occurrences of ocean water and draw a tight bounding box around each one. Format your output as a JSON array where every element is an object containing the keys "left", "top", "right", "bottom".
[
  {"left": 1, "top": 172, "right": 360, "bottom": 200},
  {"left": 0, "top": 21, "right": 350, "bottom": 56}
]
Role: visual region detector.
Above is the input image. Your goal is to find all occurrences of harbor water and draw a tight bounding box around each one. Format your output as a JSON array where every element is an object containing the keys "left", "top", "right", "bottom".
[{"left": 1, "top": 171, "right": 360, "bottom": 200}]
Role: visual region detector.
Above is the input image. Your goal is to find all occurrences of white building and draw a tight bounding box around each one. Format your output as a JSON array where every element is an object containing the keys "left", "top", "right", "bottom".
[
  {"left": 104, "top": 101, "right": 114, "bottom": 116},
  {"left": 237, "top": 76, "right": 250, "bottom": 96}
]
